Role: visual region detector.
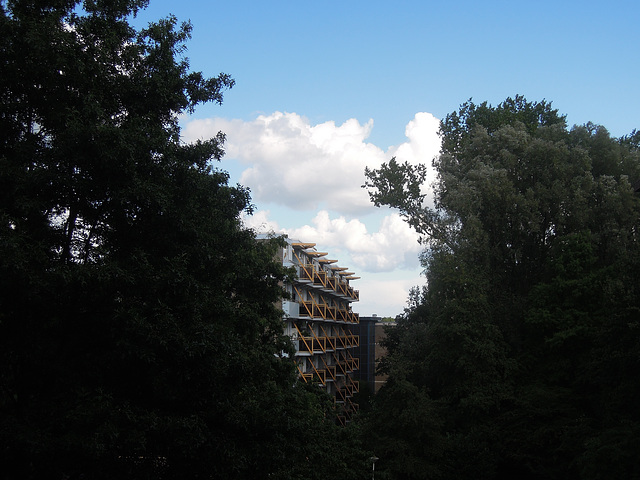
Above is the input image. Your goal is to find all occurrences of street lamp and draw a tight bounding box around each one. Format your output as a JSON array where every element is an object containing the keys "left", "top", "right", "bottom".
[{"left": 370, "top": 456, "right": 379, "bottom": 480}]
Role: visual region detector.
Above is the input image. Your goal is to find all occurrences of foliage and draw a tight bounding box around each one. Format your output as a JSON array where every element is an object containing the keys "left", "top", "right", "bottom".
[
  {"left": 0, "top": 1, "right": 369, "bottom": 478},
  {"left": 363, "top": 96, "right": 640, "bottom": 479}
]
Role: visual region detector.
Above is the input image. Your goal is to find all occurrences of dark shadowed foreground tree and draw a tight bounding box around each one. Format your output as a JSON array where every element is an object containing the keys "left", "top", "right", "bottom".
[
  {"left": 0, "top": 1, "right": 368, "bottom": 479},
  {"left": 363, "top": 96, "right": 640, "bottom": 480}
]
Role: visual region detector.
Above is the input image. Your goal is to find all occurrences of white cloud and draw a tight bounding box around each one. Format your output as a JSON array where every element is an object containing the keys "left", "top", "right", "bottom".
[
  {"left": 242, "top": 209, "right": 425, "bottom": 317},
  {"left": 182, "top": 111, "right": 441, "bottom": 215},
  {"left": 387, "top": 111, "right": 441, "bottom": 204},
  {"left": 244, "top": 209, "right": 421, "bottom": 273},
  {"left": 184, "top": 111, "right": 440, "bottom": 316},
  {"left": 241, "top": 209, "right": 280, "bottom": 233},
  {"left": 356, "top": 274, "right": 425, "bottom": 318},
  {"left": 183, "top": 113, "right": 384, "bottom": 214},
  {"left": 388, "top": 112, "right": 441, "bottom": 166},
  {"left": 286, "top": 210, "right": 421, "bottom": 273}
]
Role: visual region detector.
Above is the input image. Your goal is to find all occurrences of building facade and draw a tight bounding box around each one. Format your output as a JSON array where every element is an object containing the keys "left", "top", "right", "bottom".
[
  {"left": 278, "top": 238, "right": 361, "bottom": 425},
  {"left": 350, "top": 317, "right": 396, "bottom": 393},
  {"left": 373, "top": 321, "right": 394, "bottom": 392},
  {"left": 349, "top": 316, "right": 377, "bottom": 391}
]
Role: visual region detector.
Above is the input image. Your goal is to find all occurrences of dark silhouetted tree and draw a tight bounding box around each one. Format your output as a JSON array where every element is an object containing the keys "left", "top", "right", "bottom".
[
  {"left": 0, "top": 1, "right": 369, "bottom": 479},
  {"left": 363, "top": 96, "right": 640, "bottom": 480}
]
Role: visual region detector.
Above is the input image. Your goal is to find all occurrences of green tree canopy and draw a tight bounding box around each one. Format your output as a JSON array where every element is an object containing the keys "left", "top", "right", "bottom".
[
  {"left": 363, "top": 96, "right": 640, "bottom": 480},
  {"left": 0, "top": 2, "right": 369, "bottom": 478}
]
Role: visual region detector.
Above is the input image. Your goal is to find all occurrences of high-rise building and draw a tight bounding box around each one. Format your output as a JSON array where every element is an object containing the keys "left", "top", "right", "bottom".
[{"left": 277, "top": 238, "right": 361, "bottom": 424}]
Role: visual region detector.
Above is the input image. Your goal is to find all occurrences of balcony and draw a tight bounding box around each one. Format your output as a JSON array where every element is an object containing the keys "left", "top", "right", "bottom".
[
  {"left": 296, "top": 360, "right": 326, "bottom": 385},
  {"left": 314, "top": 368, "right": 327, "bottom": 384},
  {"left": 348, "top": 379, "right": 359, "bottom": 394},
  {"left": 298, "top": 263, "right": 314, "bottom": 282},
  {"left": 337, "top": 283, "right": 349, "bottom": 297},
  {"left": 335, "top": 360, "right": 347, "bottom": 376},
  {"left": 345, "top": 310, "right": 358, "bottom": 323},
  {"left": 346, "top": 383, "right": 356, "bottom": 396},
  {"left": 299, "top": 301, "right": 327, "bottom": 319},
  {"left": 312, "top": 336, "right": 327, "bottom": 352},
  {"left": 297, "top": 336, "right": 314, "bottom": 354},
  {"left": 313, "top": 270, "right": 327, "bottom": 287},
  {"left": 325, "top": 365, "right": 337, "bottom": 382}
]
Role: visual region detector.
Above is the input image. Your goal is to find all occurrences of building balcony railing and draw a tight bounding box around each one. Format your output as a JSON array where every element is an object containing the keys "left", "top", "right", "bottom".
[
  {"left": 295, "top": 292, "right": 358, "bottom": 324},
  {"left": 299, "top": 301, "right": 327, "bottom": 319},
  {"left": 320, "top": 357, "right": 338, "bottom": 382},
  {"left": 297, "top": 336, "right": 314, "bottom": 353},
  {"left": 312, "top": 337, "right": 326, "bottom": 352},
  {"left": 296, "top": 361, "right": 326, "bottom": 385},
  {"left": 344, "top": 383, "right": 356, "bottom": 397},
  {"left": 338, "top": 283, "right": 359, "bottom": 301},
  {"left": 347, "top": 378, "right": 360, "bottom": 394},
  {"left": 298, "top": 263, "right": 314, "bottom": 282},
  {"left": 336, "top": 309, "right": 359, "bottom": 324},
  {"left": 351, "top": 357, "right": 359, "bottom": 371},
  {"left": 295, "top": 324, "right": 324, "bottom": 354},
  {"left": 295, "top": 322, "right": 360, "bottom": 356},
  {"left": 332, "top": 351, "right": 359, "bottom": 373},
  {"left": 313, "top": 270, "right": 327, "bottom": 287},
  {"left": 295, "top": 264, "right": 359, "bottom": 303},
  {"left": 296, "top": 364, "right": 314, "bottom": 382}
]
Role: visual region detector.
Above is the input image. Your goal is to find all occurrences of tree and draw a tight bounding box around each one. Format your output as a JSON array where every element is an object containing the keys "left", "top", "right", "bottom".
[
  {"left": 363, "top": 96, "right": 640, "bottom": 479},
  {"left": 0, "top": 2, "right": 368, "bottom": 478}
]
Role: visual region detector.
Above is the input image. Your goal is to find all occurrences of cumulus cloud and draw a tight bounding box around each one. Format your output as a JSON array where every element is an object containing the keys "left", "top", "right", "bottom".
[
  {"left": 356, "top": 274, "right": 425, "bottom": 317},
  {"left": 182, "top": 111, "right": 441, "bottom": 215},
  {"left": 388, "top": 112, "right": 441, "bottom": 165},
  {"left": 184, "top": 111, "right": 440, "bottom": 314},
  {"left": 387, "top": 112, "right": 441, "bottom": 203},
  {"left": 244, "top": 209, "right": 421, "bottom": 273},
  {"left": 183, "top": 113, "right": 384, "bottom": 214},
  {"left": 285, "top": 211, "right": 421, "bottom": 273},
  {"left": 241, "top": 209, "right": 280, "bottom": 234}
]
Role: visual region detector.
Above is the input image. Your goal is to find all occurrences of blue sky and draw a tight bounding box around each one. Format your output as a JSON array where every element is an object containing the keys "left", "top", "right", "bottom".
[{"left": 133, "top": 1, "right": 638, "bottom": 317}]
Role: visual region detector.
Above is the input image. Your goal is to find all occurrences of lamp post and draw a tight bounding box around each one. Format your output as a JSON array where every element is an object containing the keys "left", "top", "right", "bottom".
[{"left": 370, "top": 456, "right": 379, "bottom": 480}]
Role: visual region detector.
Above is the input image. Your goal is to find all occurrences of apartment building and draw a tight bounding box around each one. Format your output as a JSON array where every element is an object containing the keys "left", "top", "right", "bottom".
[{"left": 278, "top": 238, "right": 361, "bottom": 425}]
